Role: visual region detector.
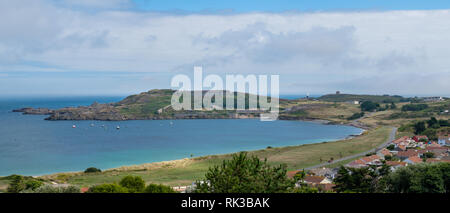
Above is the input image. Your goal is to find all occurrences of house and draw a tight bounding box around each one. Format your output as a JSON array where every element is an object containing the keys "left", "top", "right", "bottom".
[
  {"left": 386, "top": 161, "right": 407, "bottom": 167},
  {"left": 392, "top": 136, "right": 410, "bottom": 145},
  {"left": 413, "top": 135, "right": 428, "bottom": 142},
  {"left": 317, "top": 183, "right": 336, "bottom": 192},
  {"left": 303, "top": 176, "right": 333, "bottom": 185},
  {"left": 404, "top": 156, "right": 423, "bottom": 164},
  {"left": 347, "top": 159, "right": 367, "bottom": 168},
  {"left": 346, "top": 155, "right": 381, "bottom": 168},
  {"left": 392, "top": 136, "right": 414, "bottom": 149},
  {"left": 308, "top": 167, "right": 337, "bottom": 179},
  {"left": 377, "top": 148, "right": 392, "bottom": 158},
  {"left": 346, "top": 100, "right": 360, "bottom": 105},
  {"left": 397, "top": 145, "right": 407, "bottom": 151},
  {"left": 80, "top": 187, "right": 89, "bottom": 193},
  {"left": 297, "top": 176, "right": 335, "bottom": 192},
  {"left": 361, "top": 155, "right": 382, "bottom": 165},
  {"left": 423, "top": 97, "right": 443, "bottom": 102},
  {"left": 425, "top": 146, "right": 449, "bottom": 157},
  {"left": 396, "top": 150, "right": 419, "bottom": 160},
  {"left": 438, "top": 134, "right": 450, "bottom": 146},
  {"left": 287, "top": 171, "right": 301, "bottom": 179}
]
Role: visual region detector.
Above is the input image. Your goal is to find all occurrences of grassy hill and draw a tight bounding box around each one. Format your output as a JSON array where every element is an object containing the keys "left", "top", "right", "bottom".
[{"left": 318, "top": 94, "right": 410, "bottom": 103}]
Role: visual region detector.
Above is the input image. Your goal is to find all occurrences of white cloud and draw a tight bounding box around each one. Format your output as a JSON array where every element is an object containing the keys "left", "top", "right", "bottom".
[
  {"left": 55, "top": 0, "right": 132, "bottom": 9},
  {"left": 0, "top": 0, "right": 449, "bottom": 95}
]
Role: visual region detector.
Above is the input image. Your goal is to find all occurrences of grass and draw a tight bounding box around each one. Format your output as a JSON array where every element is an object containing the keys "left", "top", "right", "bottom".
[
  {"left": 0, "top": 179, "right": 10, "bottom": 193},
  {"left": 318, "top": 94, "right": 408, "bottom": 103},
  {"left": 36, "top": 126, "right": 392, "bottom": 188}
]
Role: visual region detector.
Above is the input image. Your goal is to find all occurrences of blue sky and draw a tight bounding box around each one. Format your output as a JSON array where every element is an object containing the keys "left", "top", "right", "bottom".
[
  {"left": 1, "top": 0, "right": 450, "bottom": 96},
  {"left": 132, "top": 0, "right": 450, "bottom": 12}
]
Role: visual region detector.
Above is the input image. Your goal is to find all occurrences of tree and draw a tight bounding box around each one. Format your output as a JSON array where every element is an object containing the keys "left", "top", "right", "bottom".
[
  {"left": 414, "top": 121, "right": 426, "bottom": 134},
  {"left": 427, "top": 117, "right": 438, "bottom": 127},
  {"left": 144, "top": 184, "right": 176, "bottom": 193},
  {"left": 422, "top": 128, "right": 438, "bottom": 141},
  {"left": 7, "top": 175, "right": 26, "bottom": 193},
  {"left": 401, "top": 104, "right": 428, "bottom": 111},
  {"left": 293, "top": 170, "right": 307, "bottom": 188},
  {"left": 360, "top": 101, "right": 379, "bottom": 112},
  {"left": 438, "top": 119, "right": 450, "bottom": 127},
  {"left": 84, "top": 167, "right": 102, "bottom": 173},
  {"left": 390, "top": 102, "right": 397, "bottom": 109},
  {"left": 25, "top": 179, "right": 44, "bottom": 191},
  {"left": 87, "top": 183, "right": 128, "bottom": 193},
  {"left": 422, "top": 152, "right": 435, "bottom": 159},
  {"left": 386, "top": 163, "right": 448, "bottom": 193},
  {"left": 347, "top": 112, "right": 364, "bottom": 120},
  {"left": 438, "top": 163, "right": 450, "bottom": 193},
  {"left": 333, "top": 166, "right": 378, "bottom": 193},
  {"left": 194, "top": 152, "right": 294, "bottom": 193},
  {"left": 387, "top": 144, "right": 395, "bottom": 151},
  {"left": 333, "top": 167, "right": 351, "bottom": 192},
  {"left": 6, "top": 175, "right": 45, "bottom": 193},
  {"left": 119, "top": 176, "right": 145, "bottom": 193}
]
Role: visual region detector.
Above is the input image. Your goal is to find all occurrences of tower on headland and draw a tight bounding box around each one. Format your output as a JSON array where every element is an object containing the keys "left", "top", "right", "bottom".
[{"left": 336, "top": 91, "right": 341, "bottom": 95}]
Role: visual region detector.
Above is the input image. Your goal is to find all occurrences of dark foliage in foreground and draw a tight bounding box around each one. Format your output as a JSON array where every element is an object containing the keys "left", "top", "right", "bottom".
[
  {"left": 7, "top": 175, "right": 44, "bottom": 193},
  {"left": 333, "top": 163, "right": 450, "bottom": 193},
  {"left": 194, "top": 152, "right": 294, "bottom": 193}
]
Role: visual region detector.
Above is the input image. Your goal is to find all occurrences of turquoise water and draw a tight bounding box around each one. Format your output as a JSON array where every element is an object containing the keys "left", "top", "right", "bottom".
[{"left": 0, "top": 97, "right": 362, "bottom": 176}]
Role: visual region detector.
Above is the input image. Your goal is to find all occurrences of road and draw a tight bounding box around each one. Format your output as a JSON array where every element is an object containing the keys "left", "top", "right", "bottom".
[{"left": 304, "top": 127, "right": 397, "bottom": 170}]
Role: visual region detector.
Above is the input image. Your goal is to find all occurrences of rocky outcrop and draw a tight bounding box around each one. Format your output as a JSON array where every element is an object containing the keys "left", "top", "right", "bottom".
[
  {"left": 45, "top": 103, "right": 127, "bottom": 121},
  {"left": 12, "top": 108, "right": 54, "bottom": 115}
]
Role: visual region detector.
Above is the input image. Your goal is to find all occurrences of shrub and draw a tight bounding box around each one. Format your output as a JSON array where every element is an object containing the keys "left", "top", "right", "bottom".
[
  {"left": 347, "top": 112, "right": 365, "bottom": 120},
  {"left": 119, "top": 176, "right": 145, "bottom": 193},
  {"left": 24, "top": 185, "right": 80, "bottom": 193},
  {"left": 25, "top": 180, "right": 44, "bottom": 191},
  {"left": 401, "top": 104, "right": 429, "bottom": 112},
  {"left": 144, "top": 184, "right": 176, "bottom": 193},
  {"left": 361, "top": 101, "right": 380, "bottom": 112},
  {"left": 87, "top": 183, "right": 128, "bottom": 193},
  {"left": 84, "top": 167, "right": 102, "bottom": 173},
  {"left": 7, "top": 175, "right": 26, "bottom": 193},
  {"left": 387, "top": 144, "right": 395, "bottom": 151},
  {"left": 414, "top": 121, "right": 426, "bottom": 134}
]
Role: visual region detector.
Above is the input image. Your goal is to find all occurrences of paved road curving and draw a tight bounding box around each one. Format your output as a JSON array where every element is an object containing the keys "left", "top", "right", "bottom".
[{"left": 304, "top": 127, "right": 397, "bottom": 170}]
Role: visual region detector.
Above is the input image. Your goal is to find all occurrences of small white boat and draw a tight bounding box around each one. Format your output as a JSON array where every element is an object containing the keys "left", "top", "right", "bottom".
[
  {"left": 72, "top": 125, "right": 76, "bottom": 128},
  {"left": 90, "top": 123, "right": 95, "bottom": 127},
  {"left": 116, "top": 126, "right": 120, "bottom": 130}
]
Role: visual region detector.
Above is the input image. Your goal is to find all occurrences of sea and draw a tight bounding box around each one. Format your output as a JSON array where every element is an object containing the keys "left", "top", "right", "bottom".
[{"left": 0, "top": 96, "right": 362, "bottom": 176}]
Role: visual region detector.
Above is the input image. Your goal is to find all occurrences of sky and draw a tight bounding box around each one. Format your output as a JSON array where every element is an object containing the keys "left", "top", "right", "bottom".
[{"left": 0, "top": 0, "right": 450, "bottom": 96}]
